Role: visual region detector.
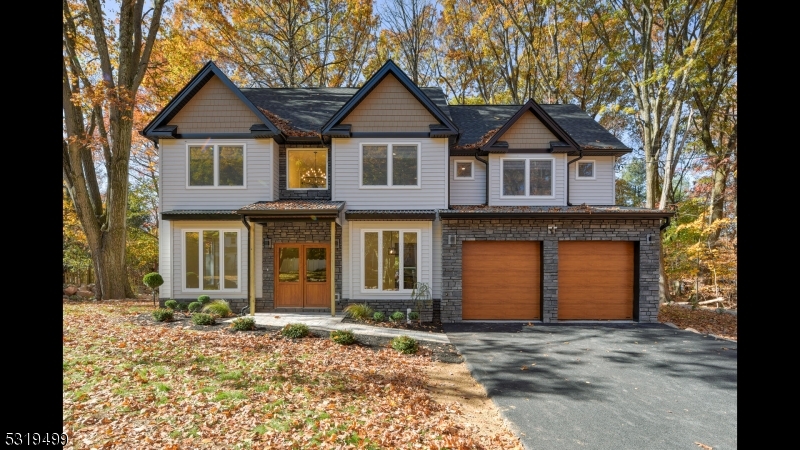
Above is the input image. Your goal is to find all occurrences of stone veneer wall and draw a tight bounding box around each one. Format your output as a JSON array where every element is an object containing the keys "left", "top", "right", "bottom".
[
  {"left": 440, "top": 218, "right": 662, "bottom": 323},
  {"left": 259, "top": 220, "right": 342, "bottom": 311},
  {"left": 279, "top": 144, "right": 331, "bottom": 200}
]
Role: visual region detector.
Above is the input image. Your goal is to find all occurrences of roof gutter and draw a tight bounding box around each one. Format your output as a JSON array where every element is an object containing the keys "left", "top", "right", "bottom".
[
  {"left": 474, "top": 152, "right": 489, "bottom": 205},
  {"left": 566, "top": 147, "right": 584, "bottom": 206}
]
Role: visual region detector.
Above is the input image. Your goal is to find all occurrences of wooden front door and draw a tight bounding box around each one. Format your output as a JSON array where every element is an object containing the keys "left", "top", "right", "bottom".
[{"left": 274, "top": 244, "right": 331, "bottom": 308}]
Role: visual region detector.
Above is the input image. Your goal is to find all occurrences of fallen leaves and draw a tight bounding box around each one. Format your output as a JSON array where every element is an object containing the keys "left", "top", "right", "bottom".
[
  {"left": 695, "top": 442, "right": 713, "bottom": 449},
  {"left": 63, "top": 300, "right": 520, "bottom": 449},
  {"left": 659, "top": 305, "right": 737, "bottom": 341}
]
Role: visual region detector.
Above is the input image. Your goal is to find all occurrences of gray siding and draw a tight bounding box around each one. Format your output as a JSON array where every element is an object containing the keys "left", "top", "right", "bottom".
[
  {"left": 341, "top": 74, "right": 438, "bottom": 132},
  {"left": 345, "top": 220, "right": 433, "bottom": 301},
  {"left": 449, "top": 157, "right": 486, "bottom": 205},
  {"left": 332, "top": 137, "right": 448, "bottom": 209},
  {"left": 272, "top": 140, "right": 280, "bottom": 201},
  {"left": 568, "top": 156, "right": 616, "bottom": 205},
  {"left": 170, "top": 220, "right": 249, "bottom": 300},
  {"left": 159, "top": 220, "right": 172, "bottom": 298},
  {"left": 168, "top": 75, "right": 260, "bottom": 133},
  {"left": 161, "top": 138, "right": 274, "bottom": 210},
  {"left": 489, "top": 153, "right": 567, "bottom": 206}
]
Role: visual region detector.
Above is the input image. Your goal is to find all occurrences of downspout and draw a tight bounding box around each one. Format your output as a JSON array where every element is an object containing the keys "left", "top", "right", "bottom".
[
  {"left": 566, "top": 147, "right": 583, "bottom": 206},
  {"left": 241, "top": 216, "right": 254, "bottom": 316},
  {"left": 475, "top": 152, "right": 488, "bottom": 205},
  {"left": 660, "top": 216, "right": 671, "bottom": 231}
]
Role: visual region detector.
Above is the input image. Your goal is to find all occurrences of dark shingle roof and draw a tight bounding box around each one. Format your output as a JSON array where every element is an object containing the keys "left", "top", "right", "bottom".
[
  {"left": 449, "top": 105, "right": 519, "bottom": 147},
  {"left": 241, "top": 87, "right": 450, "bottom": 133}
]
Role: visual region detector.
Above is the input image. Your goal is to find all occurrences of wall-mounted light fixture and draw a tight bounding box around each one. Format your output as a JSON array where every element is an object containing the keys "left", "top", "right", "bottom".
[
  {"left": 646, "top": 234, "right": 653, "bottom": 244},
  {"left": 263, "top": 236, "right": 272, "bottom": 249},
  {"left": 447, "top": 235, "right": 456, "bottom": 245},
  {"left": 547, "top": 225, "right": 558, "bottom": 235}
]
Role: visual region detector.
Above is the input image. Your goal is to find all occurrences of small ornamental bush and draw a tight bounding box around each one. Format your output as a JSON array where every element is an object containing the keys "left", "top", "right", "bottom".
[
  {"left": 164, "top": 300, "right": 179, "bottom": 310},
  {"left": 197, "top": 295, "right": 211, "bottom": 305},
  {"left": 231, "top": 317, "right": 256, "bottom": 331},
  {"left": 202, "top": 300, "right": 232, "bottom": 318},
  {"left": 330, "top": 330, "right": 356, "bottom": 345},
  {"left": 188, "top": 302, "right": 202, "bottom": 313},
  {"left": 343, "top": 303, "right": 374, "bottom": 321},
  {"left": 176, "top": 302, "right": 188, "bottom": 311},
  {"left": 191, "top": 313, "right": 215, "bottom": 325},
  {"left": 373, "top": 311, "right": 385, "bottom": 322},
  {"left": 151, "top": 308, "right": 173, "bottom": 322},
  {"left": 390, "top": 311, "right": 405, "bottom": 322},
  {"left": 391, "top": 335, "right": 418, "bottom": 354},
  {"left": 281, "top": 323, "right": 310, "bottom": 339},
  {"left": 408, "top": 311, "right": 420, "bottom": 321},
  {"left": 143, "top": 272, "right": 164, "bottom": 290}
]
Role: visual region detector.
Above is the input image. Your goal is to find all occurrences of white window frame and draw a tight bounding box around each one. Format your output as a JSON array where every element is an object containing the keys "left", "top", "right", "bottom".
[
  {"left": 576, "top": 160, "right": 596, "bottom": 180},
  {"left": 286, "top": 148, "right": 328, "bottom": 190},
  {"left": 359, "top": 143, "right": 422, "bottom": 189},
  {"left": 186, "top": 143, "right": 247, "bottom": 189},
  {"left": 181, "top": 228, "right": 242, "bottom": 292},
  {"left": 500, "top": 157, "right": 555, "bottom": 198},
  {"left": 453, "top": 160, "right": 475, "bottom": 180},
  {"left": 360, "top": 228, "right": 422, "bottom": 293}
]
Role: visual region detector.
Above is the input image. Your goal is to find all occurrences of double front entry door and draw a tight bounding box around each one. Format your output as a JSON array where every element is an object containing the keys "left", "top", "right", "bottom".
[{"left": 274, "top": 244, "right": 331, "bottom": 308}]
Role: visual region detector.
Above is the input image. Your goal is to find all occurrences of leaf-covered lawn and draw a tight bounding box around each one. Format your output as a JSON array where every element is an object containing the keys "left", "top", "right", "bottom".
[
  {"left": 63, "top": 301, "right": 519, "bottom": 449},
  {"left": 658, "top": 304, "right": 737, "bottom": 341}
]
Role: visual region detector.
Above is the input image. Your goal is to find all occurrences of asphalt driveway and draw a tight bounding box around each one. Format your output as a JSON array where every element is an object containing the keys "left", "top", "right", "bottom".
[{"left": 443, "top": 323, "right": 737, "bottom": 450}]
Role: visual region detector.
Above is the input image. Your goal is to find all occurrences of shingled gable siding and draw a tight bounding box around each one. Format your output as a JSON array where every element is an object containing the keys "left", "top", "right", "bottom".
[
  {"left": 449, "top": 156, "right": 486, "bottom": 205},
  {"left": 168, "top": 76, "right": 261, "bottom": 133},
  {"left": 440, "top": 218, "right": 662, "bottom": 323},
  {"left": 259, "top": 221, "right": 342, "bottom": 312},
  {"left": 167, "top": 220, "right": 250, "bottom": 313},
  {"left": 341, "top": 74, "right": 439, "bottom": 132},
  {"left": 489, "top": 153, "right": 567, "bottom": 206},
  {"left": 279, "top": 144, "right": 331, "bottom": 200},
  {"left": 160, "top": 138, "right": 273, "bottom": 210},
  {"left": 332, "top": 137, "right": 448, "bottom": 209},
  {"left": 499, "top": 110, "right": 559, "bottom": 148},
  {"left": 568, "top": 155, "right": 615, "bottom": 205}
]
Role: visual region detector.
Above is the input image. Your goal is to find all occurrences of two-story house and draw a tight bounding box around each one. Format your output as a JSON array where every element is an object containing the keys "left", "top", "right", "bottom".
[{"left": 142, "top": 60, "right": 672, "bottom": 323}]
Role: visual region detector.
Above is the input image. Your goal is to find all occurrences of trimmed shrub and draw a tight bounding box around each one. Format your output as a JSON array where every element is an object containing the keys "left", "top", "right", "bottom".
[
  {"left": 344, "top": 303, "right": 374, "bottom": 321},
  {"left": 164, "top": 300, "right": 179, "bottom": 310},
  {"left": 188, "top": 302, "right": 202, "bottom": 313},
  {"left": 372, "top": 311, "right": 385, "bottom": 322},
  {"left": 202, "top": 300, "right": 232, "bottom": 318},
  {"left": 391, "top": 335, "right": 418, "bottom": 354},
  {"left": 143, "top": 272, "right": 164, "bottom": 289},
  {"left": 281, "top": 323, "right": 310, "bottom": 339},
  {"left": 176, "top": 302, "right": 188, "bottom": 311},
  {"left": 191, "top": 313, "right": 215, "bottom": 325},
  {"left": 231, "top": 317, "right": 256, "bottom": 331},
  {"left": 151, "top": 308, "right": 173, "bottom": 322},
  {"left": 330, "top": 330, "right": 356, "bottom": 345},
  {"left": 197, "top": 295, "right": 211, "bottom": 305},
  {"left": 408, "top": 311, "right": 420, "bottom": 321},
  {"left": 390, "top": 311, "right": 405, "bottom": 322}
]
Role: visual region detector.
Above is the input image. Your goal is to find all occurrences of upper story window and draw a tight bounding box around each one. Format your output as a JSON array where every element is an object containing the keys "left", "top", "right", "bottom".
[
  {"left": 288, "top": 149, "right": 328, "bottom": 189},
  {"left": 360, "top": 143, "right": 420, "bottom": 188},
  {"left": 501, "top": 157, "right": 554, "bottom": 197},
  {"left": 576, "top": 160, "right": 595, "bottom": 179},
  {"left": 454, "top": 160, "right": 474, "bottom": 180},
  {"left": 187, "top": 144, "right": 245, "bottom": 188}
]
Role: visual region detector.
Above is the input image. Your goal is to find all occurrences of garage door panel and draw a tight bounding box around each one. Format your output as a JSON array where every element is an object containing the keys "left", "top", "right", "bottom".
[
  {"left": 463, "top": 241, "right": 541, "bottom": 320},
  {"left": 558, "top": 241, "right": 634, "bottom": 320}
]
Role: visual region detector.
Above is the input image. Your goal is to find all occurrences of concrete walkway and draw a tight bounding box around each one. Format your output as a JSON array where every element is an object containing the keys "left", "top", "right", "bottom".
[{"left": 220, "top": 312, "right": 450, "bottom": 344}]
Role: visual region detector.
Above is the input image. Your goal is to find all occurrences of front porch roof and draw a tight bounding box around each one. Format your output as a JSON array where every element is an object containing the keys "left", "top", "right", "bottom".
[
  {"left": 238, "top": 200, "right": 345, "bottom": 220},
  {"left": 161, "top": 210, "right": 240, "bottom": 221},
  {"left": 345, "top": 210, "right": 437, "bottom": 220},
  {"left": 438, "top": 205, "right": 674, "bottom": 220}
]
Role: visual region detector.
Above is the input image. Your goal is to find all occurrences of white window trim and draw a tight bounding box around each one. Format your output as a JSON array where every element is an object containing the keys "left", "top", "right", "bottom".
[
  {"left": 453, "top": 160, "right": 475, "bottom": 180},
  {"left": 186, "top": 143, "right": 247, "bottom": 189},
  {"left": 181, "top": 228, "right": 242, "bottom": 293},
  {"left": 360, "top": 228, "right": 422, "bottom": 294},
  {"left": 500, "top": 157, "right": 555, "bottom": 198},
  {"left": 576, "top": 160, "right": 596, "bottom": 180},
  {"left": 358, "top": 142, "right": 422, "bottom": 189},
  {"left": 287, "top": 148, "right": 328, "bottom": 190}
]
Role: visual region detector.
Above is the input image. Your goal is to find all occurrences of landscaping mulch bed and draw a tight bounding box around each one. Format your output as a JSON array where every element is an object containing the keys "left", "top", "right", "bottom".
[{"left": 131, "top": 313, "right": 463, "bottom": 363}]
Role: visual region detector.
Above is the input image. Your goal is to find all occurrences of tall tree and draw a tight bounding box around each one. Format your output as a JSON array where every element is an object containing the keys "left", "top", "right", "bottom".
[
  {"left": 380, "top": 0, "right": 439, "bottom": 86},
  {"left": 63, "top": 0, "right": 166, "bottom": 300}
]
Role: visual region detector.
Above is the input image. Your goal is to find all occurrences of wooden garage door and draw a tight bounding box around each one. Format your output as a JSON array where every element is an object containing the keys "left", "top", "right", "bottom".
[
  {"left": 558, "top": 241, "right": 634, "bottom": 320},
  {"left": 462, "top": 241, "right": 541, "bottom": 320}
]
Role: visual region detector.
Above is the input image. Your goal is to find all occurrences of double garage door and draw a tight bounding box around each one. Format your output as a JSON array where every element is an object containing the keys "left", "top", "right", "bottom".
[{"left": 462, "top": 241, "right": 634, "bottom": 320}]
